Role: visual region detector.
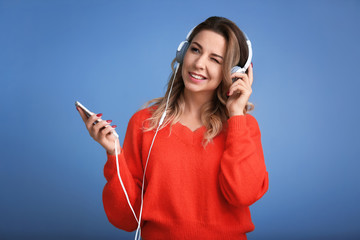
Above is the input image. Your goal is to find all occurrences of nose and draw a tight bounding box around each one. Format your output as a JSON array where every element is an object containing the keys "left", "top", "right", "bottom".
[{"left": 194, "top": 54, "right": 206, "bottom": 70}]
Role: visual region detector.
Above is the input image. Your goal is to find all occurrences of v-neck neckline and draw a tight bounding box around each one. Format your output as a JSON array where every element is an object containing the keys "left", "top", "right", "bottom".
[
  {"left": 171, "top": 122, "right": 206, "bottom": 145},
  {"left": 177, "top": 121, "right": 205, "bottom": 133}
]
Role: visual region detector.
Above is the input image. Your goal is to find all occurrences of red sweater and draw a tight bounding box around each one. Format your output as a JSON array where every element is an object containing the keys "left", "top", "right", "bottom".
[{"left": 103, "top": 108, "right": 268, "bottom": 240}]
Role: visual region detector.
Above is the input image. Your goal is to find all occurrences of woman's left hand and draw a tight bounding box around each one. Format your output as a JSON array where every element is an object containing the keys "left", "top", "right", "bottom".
[{"left": 226, "top": 63, "right": 253, "bottom": 116}]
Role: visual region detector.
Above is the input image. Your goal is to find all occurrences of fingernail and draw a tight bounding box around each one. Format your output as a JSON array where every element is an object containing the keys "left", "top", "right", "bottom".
[
  {"left": 76, "top": 106, "right": 79, "bottom": 111},
  {"left": 96, "top": 113, "right": 103, "bottom": 117},
  {"left": 112, "top": 125, "right": 117, "bottom": 128},
  {"left": 227, "top": 91, "right": 230, "bottom": 96},
  {"left": 106, "top": 120, "right": 112, "bottom": 123},
  {"left": 251, "top": 62, "right": 253, "bottom": 68}
]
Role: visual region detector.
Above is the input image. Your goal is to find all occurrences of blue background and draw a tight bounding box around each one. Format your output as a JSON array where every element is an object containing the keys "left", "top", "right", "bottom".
[{"left": 1, "top": 0, "right": 359, "bottom": 239}]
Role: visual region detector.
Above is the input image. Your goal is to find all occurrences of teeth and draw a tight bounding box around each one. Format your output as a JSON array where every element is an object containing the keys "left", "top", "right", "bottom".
[{"left": 190, "top": 73, "right": 205, "bottom": 80}]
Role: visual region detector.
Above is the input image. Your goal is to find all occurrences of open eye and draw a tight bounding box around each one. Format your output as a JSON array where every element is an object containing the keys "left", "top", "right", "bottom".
[{"left": 191, "top": 47, "right": 200, "bottom": 53}]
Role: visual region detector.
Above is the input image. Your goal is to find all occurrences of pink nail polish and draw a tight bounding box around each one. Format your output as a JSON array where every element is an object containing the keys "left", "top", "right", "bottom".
[
  {"left": 96, "top": 113, "right": 103, "bottom": 117},
  {"left": 251, "top": 62, "right": 253, "bottom": 68},
  {"left": 112, "top": 125, "right": 117, "bottom": 128},
  {"left": 106, "top": 120, "right": 112, "bottom": 123},
  {"left": 76, "top": 106, "right": 79, "bottom": 111}
]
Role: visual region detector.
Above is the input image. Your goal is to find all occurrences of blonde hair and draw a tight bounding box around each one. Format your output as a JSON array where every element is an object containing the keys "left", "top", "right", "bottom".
[{"left": 143, "top": 16, "right": 254, "bottom": 145}]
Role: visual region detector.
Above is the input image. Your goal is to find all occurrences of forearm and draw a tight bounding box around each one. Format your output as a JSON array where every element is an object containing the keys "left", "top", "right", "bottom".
[
  {"left": 219, "top": 147, "right": 268, "bottom": 206},
  {"left": 219, "top": 115, "right": 268, "bottom": 206},
  {"left": 103, "top": 153, "right": 141, "bottom": 231}
]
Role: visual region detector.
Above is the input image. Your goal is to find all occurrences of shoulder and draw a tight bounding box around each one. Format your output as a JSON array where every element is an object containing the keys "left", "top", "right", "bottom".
[
  {"left": 128, "top": 107, "right": 154, "bottom": 128},
  {"left": 131, "top": 107, "right": 153, "bottom": 120}
]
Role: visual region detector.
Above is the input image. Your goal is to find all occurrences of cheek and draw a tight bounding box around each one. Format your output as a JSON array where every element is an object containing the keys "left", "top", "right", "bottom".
[
  {"left": 181, "top": 65, "right": 187, "bottom": 80},
  {"left": 212, "top": 67, "right": 223, "bottom": 83},
  {"left": 181, "top": 54, "right": 190, "bottom": 74},
  {"left": 215, "top": 75, "right": 224, "bottom": 89}
]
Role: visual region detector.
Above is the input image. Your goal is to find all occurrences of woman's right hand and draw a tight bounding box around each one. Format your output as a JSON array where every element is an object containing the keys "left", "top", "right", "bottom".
[{"left": 76, "top": 106, "right": 121, "bottom": 155}]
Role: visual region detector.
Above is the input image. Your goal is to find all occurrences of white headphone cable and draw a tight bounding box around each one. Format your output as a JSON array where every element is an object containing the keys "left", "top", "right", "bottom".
[
  {"left": 135, "top": 63, "right": 179, "bottom": 240},
  {"left": 114, "top": 63, "right": 179, "bottom": 240}
]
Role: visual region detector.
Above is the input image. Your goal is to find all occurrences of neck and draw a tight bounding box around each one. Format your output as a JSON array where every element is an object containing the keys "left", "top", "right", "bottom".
[{"left": 182, "top": 89, "right": 214, "bottom": 120}]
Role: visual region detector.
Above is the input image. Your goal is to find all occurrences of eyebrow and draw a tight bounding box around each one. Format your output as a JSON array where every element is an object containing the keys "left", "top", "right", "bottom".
[{"left": 192, "top": 41, "right": 224, "bottom": 59}]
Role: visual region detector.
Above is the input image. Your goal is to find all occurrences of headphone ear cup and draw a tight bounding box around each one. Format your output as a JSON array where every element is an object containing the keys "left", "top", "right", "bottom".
[
  {"left": 231, "top": 66, "right": 244, "bottom": 74},
  {"left": 176, "top": 41, "right": 189, "bottom": 63},
  {"left": 231, "top": 66, "right": 245, "bottom": 82}
]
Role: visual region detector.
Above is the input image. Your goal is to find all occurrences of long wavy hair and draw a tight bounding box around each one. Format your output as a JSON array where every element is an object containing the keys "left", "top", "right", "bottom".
[{"left": 143, "top": 16, "right": 253, "bottom": 145}]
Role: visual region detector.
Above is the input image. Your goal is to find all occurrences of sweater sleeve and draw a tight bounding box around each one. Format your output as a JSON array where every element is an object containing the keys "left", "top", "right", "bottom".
[
  {"left": 102, "top": 112, "right": 145, "bottom": 232},
  {"left": 219, "top": 114, "right": 269, "bottom": 207}
]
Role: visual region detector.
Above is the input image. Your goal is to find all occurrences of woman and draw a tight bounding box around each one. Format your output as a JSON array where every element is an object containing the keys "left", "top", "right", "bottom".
[{"left": 77, "top": 16, "right": 268, "bottom": 240}]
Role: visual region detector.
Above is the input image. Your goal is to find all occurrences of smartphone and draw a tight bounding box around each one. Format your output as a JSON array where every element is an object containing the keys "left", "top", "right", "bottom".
[
  {"left": 75, "top": 101, "right": 118, "bottom": 138},
  {"left": 75, "top": 101, "right": 94, "bottom": 118}
]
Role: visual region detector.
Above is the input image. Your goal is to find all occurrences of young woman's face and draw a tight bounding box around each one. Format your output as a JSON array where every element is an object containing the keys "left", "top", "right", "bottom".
[{"left": 182, "top": 30, "right": 226, "bottom": 97}]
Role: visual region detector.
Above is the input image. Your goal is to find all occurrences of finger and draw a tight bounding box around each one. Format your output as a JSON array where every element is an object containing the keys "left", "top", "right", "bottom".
[
  {"left": 101, "top": 125, "right": 113, "bottom": 136},
  {"left": 241, "top": 75, "right": 251, "bottom": 88},
  {"left": 228, "top": 87, "right": 245, "bottom": 101},
  {"left": 230, "top": 86, "right": 251, "bottom": 100},
  {"left": 228, "top": 81, "right": 247, "bottom": 96},
  {"left": 230, "top": 72, "right": 250, "bottom": 88},
  {"left": 90, "top": 120, "right": 111, "bottom": 140},
  {"left": 248, "top": 63, "right": 253, "bottom": 86},
  {"left": 230, "top": 86, "right": 246, "bottom": 96},
  {"left": 229, "top": 81, "right": 252, "bottom": 97},
  {"left": 85, "top": 113, "right": 102, "bottom": 130},
  {"left": 230, "top": 72, "right": 247, "bottom": 81},
  {"left": 102, "top": 124, "right": 117, "bottom": 137},
  {"left": 93, "top": 119, "right": 110, "bottom": 133}
]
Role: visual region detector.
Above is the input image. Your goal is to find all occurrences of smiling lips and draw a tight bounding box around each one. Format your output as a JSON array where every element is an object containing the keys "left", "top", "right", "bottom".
[{"left": 189, "top": 72, "right": 207, "bottom": 82}]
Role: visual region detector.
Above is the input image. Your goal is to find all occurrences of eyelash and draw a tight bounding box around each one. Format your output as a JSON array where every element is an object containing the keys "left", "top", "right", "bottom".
[
  {"left": 211, "top": 58, "right": 220, "bottom": 64},
  {"left": 190, "top": 47, "right": 221, "bottom": 64},
  {"left": 191, "top": 47, "right": 200, "bottom": 53}
]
